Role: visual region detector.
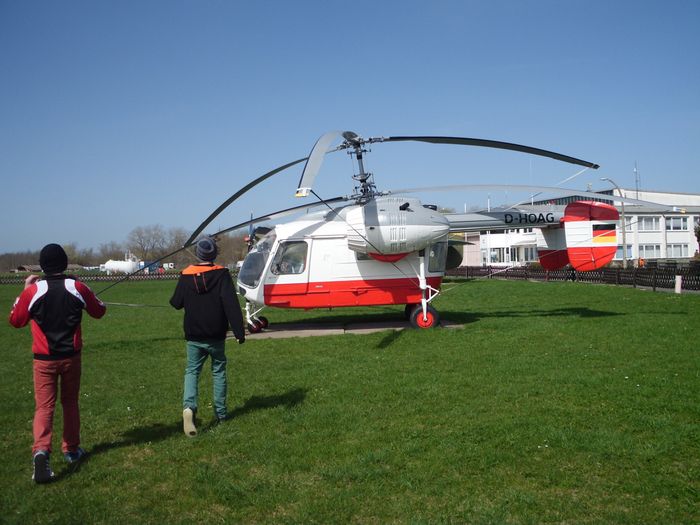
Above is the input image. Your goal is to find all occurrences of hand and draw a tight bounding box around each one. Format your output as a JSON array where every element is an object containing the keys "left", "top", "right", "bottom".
[{"left": 24, "top": 274, "right": 40, "bottom": 289}]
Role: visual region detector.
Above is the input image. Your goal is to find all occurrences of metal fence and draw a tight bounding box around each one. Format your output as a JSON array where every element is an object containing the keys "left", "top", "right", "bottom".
[
  {"left": 446, "top": 266, "right": 700, "bottom": 291},
  {"left": 2, "top": 267, "right": 699, "bottom": 292},
  {"left": 0, "top": 273, "right": 181, "bottom": 286}
]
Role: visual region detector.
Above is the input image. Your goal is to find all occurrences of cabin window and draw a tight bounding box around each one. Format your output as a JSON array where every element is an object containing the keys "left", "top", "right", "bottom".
[
  {"left": 271, "top": 241, "right": 308, "bottom": 275},
  {"left": 238, "top": 230, "right": 276, "bottom": 287},
  {"left": 428, "top": 240, "right": 448, "bottom": 272}
]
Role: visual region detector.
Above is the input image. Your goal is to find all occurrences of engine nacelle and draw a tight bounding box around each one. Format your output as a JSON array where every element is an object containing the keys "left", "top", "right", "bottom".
[
  {"left": 538, "top": 201, "right": 619, "bottom": 271},
  {"left": 345, "top": 197, "right": 450, "bottom": 260}
]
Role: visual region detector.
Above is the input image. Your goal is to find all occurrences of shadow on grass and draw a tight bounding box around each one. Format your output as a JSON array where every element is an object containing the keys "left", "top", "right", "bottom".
[
  {"left": 261, "top": 304, "right": 622, "bottom": 331},
  {"left": 90, "top": 336, "right": 182, "bottom": 350},
  {"left": 375, "top": 329, "right": 406, "bottom": 349},
  {"left": 443, "top": 306, "right": 623, "bottom": 325},
  {"left": 52, "top": 387, "right": 307, "bottom": 482},
  {"left": 227, "top": 387, "right": 307, "bottom": 419}
]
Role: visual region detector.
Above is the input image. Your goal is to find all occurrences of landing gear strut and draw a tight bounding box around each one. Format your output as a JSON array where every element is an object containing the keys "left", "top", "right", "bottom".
[
  {"left": 245, "top": 302, "right": 269, "bottom": 333},
  {"left": 406, "top": 249, "right": 441, "bottom": 329}
]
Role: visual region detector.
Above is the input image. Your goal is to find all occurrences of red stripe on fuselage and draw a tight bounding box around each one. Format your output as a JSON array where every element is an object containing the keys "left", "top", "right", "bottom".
[{"left": 263, "top": 276, "right": 443, "bottom": 309}]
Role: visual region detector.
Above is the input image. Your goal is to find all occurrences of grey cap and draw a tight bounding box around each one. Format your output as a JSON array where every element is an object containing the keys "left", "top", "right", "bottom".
[{"left": 195, "top": 236, "right": 218, "bottom": 262}]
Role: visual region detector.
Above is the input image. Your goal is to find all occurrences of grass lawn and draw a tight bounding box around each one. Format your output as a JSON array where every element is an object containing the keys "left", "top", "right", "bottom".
[{"left": 0, "top": 278, "right": 698, "bottom": 524}]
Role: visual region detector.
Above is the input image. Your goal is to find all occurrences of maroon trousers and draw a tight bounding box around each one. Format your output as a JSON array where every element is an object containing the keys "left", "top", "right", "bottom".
[{"left": 32, "top": 354, "right": 81, "bottom": 454}]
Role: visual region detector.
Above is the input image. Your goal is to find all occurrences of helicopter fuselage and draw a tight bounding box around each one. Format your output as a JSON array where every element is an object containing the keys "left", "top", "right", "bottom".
[{"left": 237, "top": 199, "right": 449, "bottom": 310}]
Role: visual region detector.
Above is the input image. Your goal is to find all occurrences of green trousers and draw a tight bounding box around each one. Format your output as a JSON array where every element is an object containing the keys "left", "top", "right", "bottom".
[{"left": 183, "top": 340, "right": 227, "bottom": 419}]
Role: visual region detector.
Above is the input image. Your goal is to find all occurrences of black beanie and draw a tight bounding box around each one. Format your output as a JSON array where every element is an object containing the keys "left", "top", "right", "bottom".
[
  {"left": 195, "top": 236, "right": 218, "bottom": 262},
  {"left": 39, "top": 243, "right": 68, "bottom": 274}
]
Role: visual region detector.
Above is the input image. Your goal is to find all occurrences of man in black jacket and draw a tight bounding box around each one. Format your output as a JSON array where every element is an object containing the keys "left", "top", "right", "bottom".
[{"left": 170, "top": 236, "right": 245, "bottom": 436}]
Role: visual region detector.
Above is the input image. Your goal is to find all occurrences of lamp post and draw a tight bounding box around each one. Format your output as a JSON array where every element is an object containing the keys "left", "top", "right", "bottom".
[{"left": 601, "top": 177, "right": 627, "bottom": 269}]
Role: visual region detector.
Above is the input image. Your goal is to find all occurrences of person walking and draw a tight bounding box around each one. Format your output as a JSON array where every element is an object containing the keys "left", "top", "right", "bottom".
[
  {"left": 169, "top": 236, "right": 245, "bottom": 437},
  {"left": 9, "top": 243, "right": 107, "bottom": 483}
]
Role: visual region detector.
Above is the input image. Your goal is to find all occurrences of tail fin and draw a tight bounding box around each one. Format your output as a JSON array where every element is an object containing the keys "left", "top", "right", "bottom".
[{"left": 538, "top": 201, "right": 619, "bottom": 271}]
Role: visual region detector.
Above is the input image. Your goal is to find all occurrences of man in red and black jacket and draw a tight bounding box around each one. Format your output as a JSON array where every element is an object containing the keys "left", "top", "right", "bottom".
[
  {"left": 170, "top": 236, "right": 245, "bottom": 437},
  {"left": 9, "top": 243, "right": 106, "bottom": 483}
]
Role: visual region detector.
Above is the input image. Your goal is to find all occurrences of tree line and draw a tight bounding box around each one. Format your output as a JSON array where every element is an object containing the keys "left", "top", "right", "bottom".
[{"left": 0, "top": 225, "right": 250, "bottom": 272}]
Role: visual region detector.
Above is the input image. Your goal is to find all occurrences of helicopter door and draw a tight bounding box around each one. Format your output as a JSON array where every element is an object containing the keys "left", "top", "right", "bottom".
[{"left": 263, "top": 240, "right": 310, "bottom": 307}]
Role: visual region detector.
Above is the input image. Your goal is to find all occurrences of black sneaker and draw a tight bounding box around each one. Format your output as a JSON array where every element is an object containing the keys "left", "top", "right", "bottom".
[
  {"left": 64, "top": 447, "right": 87, "bottom": 464},
  {"left": 32, "top": 451, "right": 55, "bottom": 484},
  {"left": 183, "top": 408, "right": 197, "bottom": 437}
]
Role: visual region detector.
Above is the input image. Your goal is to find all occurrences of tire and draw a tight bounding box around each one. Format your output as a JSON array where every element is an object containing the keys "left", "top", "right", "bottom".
[
  {"left": 258, "top": 316, "right": 269, "bottom": 329},
  {"left": 248, "top": 320, "right": 263, "bottom": 334},
  {"left": 409, "top": 304, "right": 440, "bottom": 329}
]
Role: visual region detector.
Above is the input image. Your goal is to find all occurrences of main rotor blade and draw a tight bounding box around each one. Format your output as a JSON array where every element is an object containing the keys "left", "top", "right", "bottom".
[
  {"left": 185, "top": 157, "right": 308, "bottom": 247},
  {"left": 211, "top": 195, "right": 350, "bottom": 238},
  {"left": 295, "top": 131, "right": 343, "bottom": 197},
  {"left": 383, "top": 136, "right": 600, "bottom": 169},
  {"left": 98, "top": 195, "right": 350, "bottom": 297},
  {"left": 387, "top": 184, "right": 670, "bottom": 208}
]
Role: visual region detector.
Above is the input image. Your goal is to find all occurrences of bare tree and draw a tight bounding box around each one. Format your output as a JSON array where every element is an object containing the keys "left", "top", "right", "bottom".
[
  {"left": 98, "top": 241, "right": 126, "bottom": 262},
  {"left": 0, "top": 250, "right": 39, "bottom": 272},
  {"left": 164, "top": 227, "right": 192, "bottom": 268},
  {"left": 216, "top": 233, "right": 248, "bottom": 266},
  {"left": 127, "top": 225, "right": 167, "bottom": 261}
]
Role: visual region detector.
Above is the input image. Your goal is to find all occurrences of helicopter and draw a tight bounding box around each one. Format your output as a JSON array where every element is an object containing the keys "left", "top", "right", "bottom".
[
  {"left": 98, "top": 131, "right": 630, "bottom": 329},
  {"left": 223, "top": 131, "right": 621, "bottom": 331}
]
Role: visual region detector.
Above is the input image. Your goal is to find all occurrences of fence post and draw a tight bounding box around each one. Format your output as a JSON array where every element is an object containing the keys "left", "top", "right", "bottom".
[
  {"left": 675, "top": 275, "right": 682, "bottom": 294},
  {"left": 653, "top": 269, "right": 657, "bottom": 292}
]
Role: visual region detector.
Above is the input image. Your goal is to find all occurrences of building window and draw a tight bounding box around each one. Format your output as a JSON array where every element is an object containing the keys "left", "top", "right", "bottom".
[
  {"left": 668, "top": 244, "right": 689, "bottom": 258},
  {"left": 639, "top": 244, "right": 661, "bottom": 259},
  {"left": 638, "top": 216, "right": 660, "bottom": 231},
  {"left": 666, "top": 216, "right": 688, "bottom": 231},
  {"left": 489, "top": 248, "right": 504, "bottom": 263},
  {"left": 615, "top": 245, "right": 632, "bottom": 259}
]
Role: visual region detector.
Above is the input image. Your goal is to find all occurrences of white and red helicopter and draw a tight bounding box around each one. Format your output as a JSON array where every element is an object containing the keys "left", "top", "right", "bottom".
[{"left": 180, "top": 131, "right": 628, "bottom": 331}]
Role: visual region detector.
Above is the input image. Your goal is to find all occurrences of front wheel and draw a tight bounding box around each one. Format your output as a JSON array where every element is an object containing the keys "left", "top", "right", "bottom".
[
  {"left": 248, "top": 320, "right": 264, "bottom": 334},
  {"left": 409, "top": 304, "right": 440, "bottom": 329}
]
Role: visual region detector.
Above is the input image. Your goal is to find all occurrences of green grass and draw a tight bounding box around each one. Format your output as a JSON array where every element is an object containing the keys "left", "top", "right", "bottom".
[{"left": 1, "top": 279, "right": 698, "bottom": 524}]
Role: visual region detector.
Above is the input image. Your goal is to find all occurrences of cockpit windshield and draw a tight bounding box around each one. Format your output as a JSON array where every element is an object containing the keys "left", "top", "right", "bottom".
[{"left": 238, "top": 229, "right": 277, "bottom": 288}]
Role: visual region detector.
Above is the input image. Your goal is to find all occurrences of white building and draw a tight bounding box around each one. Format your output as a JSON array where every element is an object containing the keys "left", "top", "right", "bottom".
[{"left": 471, "top": 190, "right": 700, "bottom": 267}]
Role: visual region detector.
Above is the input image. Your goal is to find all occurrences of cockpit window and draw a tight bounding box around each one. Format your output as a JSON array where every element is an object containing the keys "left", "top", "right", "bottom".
[
  {"left": 238, "top": 230, "right": 276, "bottom": 287},
  {"left": 271, "top": 241, "right": 308, "bottom": 275}
]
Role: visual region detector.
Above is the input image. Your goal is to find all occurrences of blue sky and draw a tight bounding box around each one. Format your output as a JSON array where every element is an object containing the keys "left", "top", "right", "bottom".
[{"left": 1, "top": 0, "right": 698, "bottom": 253}]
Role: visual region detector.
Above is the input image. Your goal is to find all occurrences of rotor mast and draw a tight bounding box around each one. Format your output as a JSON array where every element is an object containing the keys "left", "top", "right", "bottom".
[{"left": 342, "top": 131, "right": 377, "bottom": 201}]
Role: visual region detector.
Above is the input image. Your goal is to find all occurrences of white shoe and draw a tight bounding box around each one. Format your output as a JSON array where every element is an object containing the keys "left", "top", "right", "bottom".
[{"left": 183, "top": 408, "right": 197, "bottom": 437}]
